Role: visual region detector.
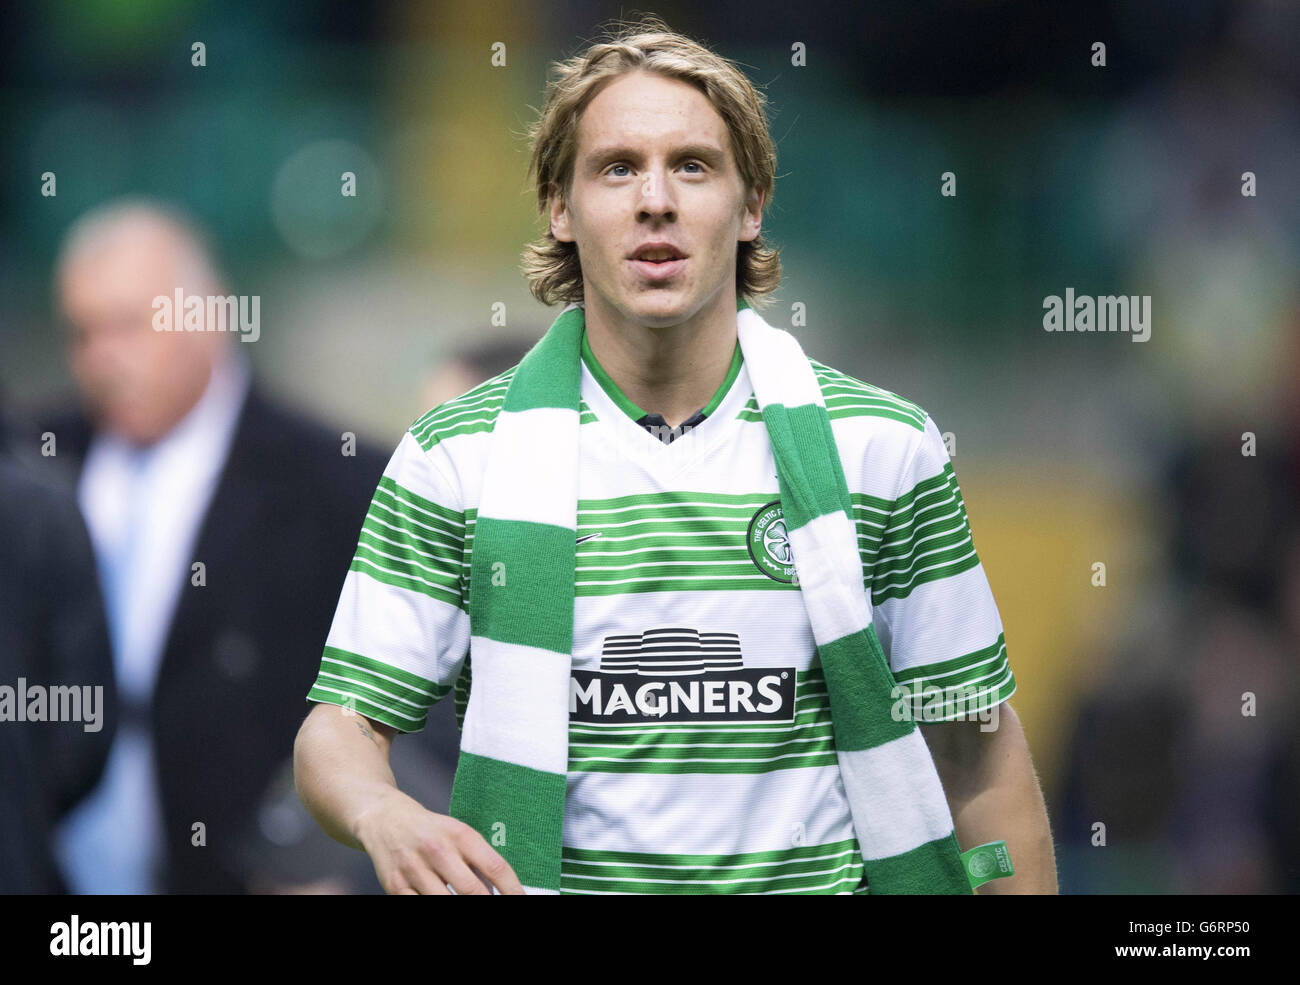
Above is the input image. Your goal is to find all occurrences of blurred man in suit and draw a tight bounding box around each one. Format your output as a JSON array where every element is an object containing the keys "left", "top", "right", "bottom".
[{"left": 36, "top": 198, "right": 392, "bottom": 892}]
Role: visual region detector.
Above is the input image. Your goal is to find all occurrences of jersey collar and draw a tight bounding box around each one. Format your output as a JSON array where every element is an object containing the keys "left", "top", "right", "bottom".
[{"left": 579, "top": 304, "right": 747, "bottom": 431}]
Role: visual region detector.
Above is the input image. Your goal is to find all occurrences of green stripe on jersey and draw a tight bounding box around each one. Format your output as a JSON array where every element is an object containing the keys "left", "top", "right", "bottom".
[
  {"left": 560, "top": 837, "right": 866, "bottom": 894},
  {"left": 410, "top": 369, "right": 599, "bottom": 451},
  {"left": 853, "top": 462, "right": 981, "bottom": 603},
  {"left": 348, "top": 475, "right": 465, "bottom": 604},
  {"left": 737, "top": 361, "right": 927, "bottom": 430},
  {"left": 891, "top": 633, "right": 1017, "bottom": 718},
  {"left": 307, "top": 647, "right": 450, "bottom": 731}
]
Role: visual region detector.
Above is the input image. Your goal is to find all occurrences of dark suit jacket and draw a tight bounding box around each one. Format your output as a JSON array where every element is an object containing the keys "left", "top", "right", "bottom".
[
  {"left": 30, "top": 381, "right": 389, "bottom": 893},
  {"left": 0, "top": 457, "right": 117, "bottom": 892}
]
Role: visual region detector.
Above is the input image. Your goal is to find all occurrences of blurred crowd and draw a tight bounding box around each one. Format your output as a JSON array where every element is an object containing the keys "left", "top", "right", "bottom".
[
  {"left": 1045, "top": 38, "right": 1300, "bottom": 892},
  {"left": 1054, "top": 387, "right": 1300, "bottom": 894}
]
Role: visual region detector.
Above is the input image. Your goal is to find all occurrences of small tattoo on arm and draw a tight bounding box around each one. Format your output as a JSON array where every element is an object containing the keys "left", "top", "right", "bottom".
[{"left": 354, "top": 718, "right": 377, "bottom": 747}]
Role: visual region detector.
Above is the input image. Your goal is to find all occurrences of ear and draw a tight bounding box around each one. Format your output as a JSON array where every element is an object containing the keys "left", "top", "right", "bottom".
[
  {"left": 738, "top": 186, "right": 763, "bottom": 244},
  {"left": 549, "top": 183, "right": 574, "bottom": 243}
]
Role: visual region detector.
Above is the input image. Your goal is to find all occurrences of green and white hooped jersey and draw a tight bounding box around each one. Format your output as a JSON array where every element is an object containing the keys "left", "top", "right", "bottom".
[{"left": 307, "top": 332, "right": 1016, "bottom": 894}]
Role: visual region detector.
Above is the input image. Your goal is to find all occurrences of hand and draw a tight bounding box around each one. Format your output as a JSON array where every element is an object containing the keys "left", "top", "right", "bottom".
[{"left": 353, "top": 788, "right": 526, "bottom": 895}]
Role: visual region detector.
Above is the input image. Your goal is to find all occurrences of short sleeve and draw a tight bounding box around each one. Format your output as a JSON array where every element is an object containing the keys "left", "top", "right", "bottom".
[
  {"left": 305, "top": 429, "right": 470, "bottom": 732},
  {"left": 866, "top": 413, "right": 1016, "bottom": 720}
]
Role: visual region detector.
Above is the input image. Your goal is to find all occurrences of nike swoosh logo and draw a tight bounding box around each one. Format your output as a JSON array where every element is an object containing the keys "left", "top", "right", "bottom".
[{"left": 576, "top": 532, "right": 603, "bottom": 544}]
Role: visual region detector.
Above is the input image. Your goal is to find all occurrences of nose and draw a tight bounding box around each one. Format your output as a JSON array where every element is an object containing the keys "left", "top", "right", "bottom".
[{"left": 635, "top": 166, "right": 676, "bottom": 222}]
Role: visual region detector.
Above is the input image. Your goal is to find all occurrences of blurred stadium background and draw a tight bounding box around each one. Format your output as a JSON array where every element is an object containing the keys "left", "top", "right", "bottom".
[{"left": 2, "top": 0, "right": 1298, "bottom": 893}]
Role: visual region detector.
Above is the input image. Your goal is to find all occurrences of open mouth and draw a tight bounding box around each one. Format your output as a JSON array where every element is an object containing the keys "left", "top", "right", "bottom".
[{"left": 629, "top": 247, "right": 687, "bottom": 280}]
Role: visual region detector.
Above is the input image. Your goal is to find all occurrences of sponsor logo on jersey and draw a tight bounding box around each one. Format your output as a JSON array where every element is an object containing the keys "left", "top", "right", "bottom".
[
  {"left": 570, "top": 626, "right": 796, "bottom": 724},
  {"left": 747, "top": 500, "right": 798, "bottom": 584}
]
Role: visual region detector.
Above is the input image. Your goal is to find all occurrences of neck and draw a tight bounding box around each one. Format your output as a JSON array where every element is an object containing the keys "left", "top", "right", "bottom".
[{"left": 582, "top": 286, "right": 738, "bottom": 429}]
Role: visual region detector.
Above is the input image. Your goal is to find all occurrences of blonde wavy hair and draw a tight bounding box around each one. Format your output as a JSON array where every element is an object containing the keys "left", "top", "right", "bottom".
[{"left": 520, "top": 14, "right": 781, "bottom": 310}]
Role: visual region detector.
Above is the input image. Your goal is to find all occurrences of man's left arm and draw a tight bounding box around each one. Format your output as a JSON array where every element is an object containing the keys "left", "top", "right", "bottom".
[{"left": 919, "top": 702, "right": 1058, "bottom": 894}]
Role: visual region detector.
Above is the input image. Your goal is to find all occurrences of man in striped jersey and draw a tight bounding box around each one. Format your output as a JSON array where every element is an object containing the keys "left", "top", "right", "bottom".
[{"left": 294, "top": 16, "right": 1057, "bottom": 894}]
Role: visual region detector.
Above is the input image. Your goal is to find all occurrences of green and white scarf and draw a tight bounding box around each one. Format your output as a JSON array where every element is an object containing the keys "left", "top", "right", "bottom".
[{"left": 448, "top": 296, "right": 971, "bottom": 894}]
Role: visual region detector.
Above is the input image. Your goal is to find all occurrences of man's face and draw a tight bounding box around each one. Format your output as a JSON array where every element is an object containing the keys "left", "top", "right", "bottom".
[
  {"left": 59, "top": 224, "right": 220, "bottom": 445},
  {"left": 550, "top": 69, "right": 762, "bottom": 328}
]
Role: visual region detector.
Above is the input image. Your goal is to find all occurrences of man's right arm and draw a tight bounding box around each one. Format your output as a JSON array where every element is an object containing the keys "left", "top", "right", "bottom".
[
  {"left": 292, "top": 701, "right": 524, "bottom": 895},
  {"left": 294, "top": 424, "right": 523, "bottom": 893}
]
